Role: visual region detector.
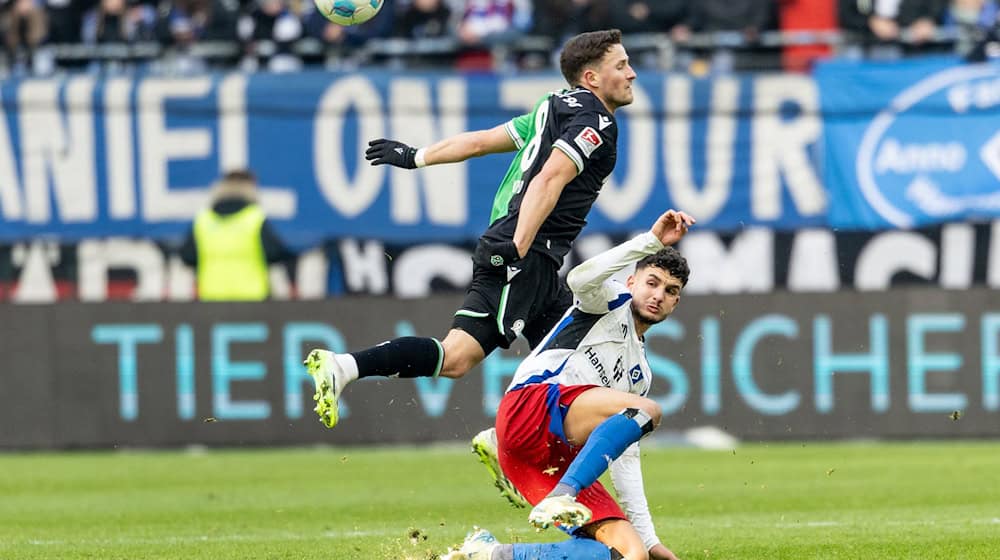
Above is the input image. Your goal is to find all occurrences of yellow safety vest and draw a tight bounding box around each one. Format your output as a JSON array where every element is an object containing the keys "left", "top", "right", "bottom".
[{"left": 193, "top": 204, "right": 269, "bottom": 301}]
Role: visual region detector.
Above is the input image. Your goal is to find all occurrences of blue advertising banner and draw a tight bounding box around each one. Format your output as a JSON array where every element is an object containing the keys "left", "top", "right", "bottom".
[
  {"left": 0, "top": 71, "right": 827, "bottom": 247},
  {"left": 818, "top": 57, "right": 1000, "bottom": 229}
]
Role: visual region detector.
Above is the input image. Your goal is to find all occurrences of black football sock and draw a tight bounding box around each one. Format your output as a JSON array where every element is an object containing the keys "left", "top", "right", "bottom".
[{"left": 350, "top": 336, "right": 443, "bottom": 379}]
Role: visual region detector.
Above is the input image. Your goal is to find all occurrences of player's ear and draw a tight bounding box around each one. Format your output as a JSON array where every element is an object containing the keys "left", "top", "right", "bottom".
[
  {"left": 581, "top": 66, "right": 600, "bottom": 89},
  {"left": 626, "top": 274, "right": 636, "bottom": 290}
]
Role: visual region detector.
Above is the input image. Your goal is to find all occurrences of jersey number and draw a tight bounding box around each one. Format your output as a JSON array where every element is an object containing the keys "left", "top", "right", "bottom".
[{"left": 519, "top": 99, "right": 551, "bottom": 175}]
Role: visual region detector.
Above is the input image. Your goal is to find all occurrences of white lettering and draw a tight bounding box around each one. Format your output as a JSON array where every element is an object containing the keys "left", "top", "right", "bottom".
[
  {"left": 314, "top": 76, "right": 385, "bottom": 217},
  {"left": 499, "top": 77, "right": 565, "bottom": 112},
  {"left": 78, "top": 238, "right": 165, "bottom": 301},
  {"left": 295, "top": 248, "right": 329, "bottom": 300},
  {"left": 389, "top": 78, "right": 466, "bottom": 225},
  {"left": 166, "top": 254, "right": 195, "bottom": 301},
  {"left": 138, "top": 78, "right": 214, "bottom": 220},
  {"left": 681, "top": 229, "right": 774, "bottom": 294},
  {"left": 0, "top": 89, "right": 23, "bottom": 220},
  {"left": 339, "top": 239, "right": 388, "bottom": 294},
  {"left": 989, "top": 220, "right": 1000, "bottom": 288},
  {"left": 751, "top": 75, "right": 826, "bottom": 219},
  {"left": 664, "top": 76, "right": 736, "bottom": 222},
  {"left": 597, "top": 81, "right": 653, "bottom": 222},
  {"left": 940, "top": 223, "right": 974, "bottom": 289},
  {"left": 874, "top": 138, "right": 966, "bottom": 174},
  {"left": 788, "top": 229, "right": 839, "bottom": 292},
  {"left": 218, "top": 74, "right": 296, "bottom": 218},
  {"left": 20, "top": 77, "right": 97, "bottom": 223},
  {"left": 393, "top": 245, "right": 473, "bottom": 298},
  {"left": 11, "top": 241, "right": 58, "bottom": 303},
  {"left": 106, "top": 77, "right": 136, "bottom": 219},
  {"left": 855, "top": 231, "right": 935, "bottom": 290}
]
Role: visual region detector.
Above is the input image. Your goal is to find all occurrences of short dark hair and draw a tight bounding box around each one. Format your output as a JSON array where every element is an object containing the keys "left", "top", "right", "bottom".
[
  {"left": 559, "top": 29, "right": 623, "bottom": 87},
  {"left": 636, "top": 246, "right": 689, "bottom": 287}
]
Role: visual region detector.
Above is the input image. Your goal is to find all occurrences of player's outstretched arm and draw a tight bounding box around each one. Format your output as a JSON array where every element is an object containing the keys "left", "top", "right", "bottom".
[{"left": 365, "top": 124, "right": 516, "bottom": 169}]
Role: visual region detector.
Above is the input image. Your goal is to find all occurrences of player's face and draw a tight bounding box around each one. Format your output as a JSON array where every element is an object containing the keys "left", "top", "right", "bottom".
[
  {"left": 596, "top": 44, "right": 636, "bottom": 110},
  {"left": 627, "top": 266, "right": 683, "bottom": 326}
]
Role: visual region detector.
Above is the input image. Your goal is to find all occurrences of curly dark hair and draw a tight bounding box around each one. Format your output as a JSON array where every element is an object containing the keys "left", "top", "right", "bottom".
[
  {"left": 559, "top": 29, "right": 623, "bottom": 87},
  {"left": 636, "top": 247, "right": 689, "bottom": 287}
]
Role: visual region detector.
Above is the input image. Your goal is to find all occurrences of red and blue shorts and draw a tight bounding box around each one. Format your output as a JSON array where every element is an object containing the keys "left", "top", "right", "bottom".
[{"left": 495, "top": 383, "right": 627, "bottom": 526}]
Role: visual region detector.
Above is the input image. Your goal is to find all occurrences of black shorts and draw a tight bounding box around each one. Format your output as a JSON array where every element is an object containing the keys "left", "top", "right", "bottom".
[{"left": 452, "top": 250, "right": 572, "bottom": 355}]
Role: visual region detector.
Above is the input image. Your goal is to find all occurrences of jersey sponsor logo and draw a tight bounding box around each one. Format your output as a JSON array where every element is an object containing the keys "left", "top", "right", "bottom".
[
  {"left": 574, "top": 126, "right": 603, "bottom": 159},
  {"left": 598, "top": 114, "right": 612, "bottom": 131},
  {"left": 585, "top": 347, "right": 612, "bottom": 387}
]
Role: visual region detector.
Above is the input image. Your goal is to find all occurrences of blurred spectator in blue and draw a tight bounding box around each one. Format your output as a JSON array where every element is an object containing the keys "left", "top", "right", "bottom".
[
  {"left": 457, "top": 0, "right": 530, "bottom": 46},
  {"left": 1, "top": 0, "right": 48, "bottom": 71},
  {"left": 944, "top": 0, "right": 998, "bottom": 31},
  {"left": 246, "top": 0, "right": 304, "bottom": 71},
  {"left": 393, "top": 0, "right": 451, "bottom": 39},
  {"left": 606, "top": 0, "right": 687, "bottom": 36},
  {"left": 945, "top": 0, "right": 998, "bottom": 56},
  {"left": 82, "top": 0, "right": 157, "bottom": 43},
  {"left": 157, "top": 0, "right": 240, "bottom": 46},
  {"left": 304, "top": 0, "right": 395, "bottom": 47},
  {"left": 46, "top": 0, "right": 94, "bottom": 44},
  {"left": 839, "top": 0, "right": 948, "bottom": 47}
]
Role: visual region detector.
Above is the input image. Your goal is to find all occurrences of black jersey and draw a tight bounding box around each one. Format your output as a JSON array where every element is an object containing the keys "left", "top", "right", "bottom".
[{"left": 481, "top": 88, "right": 619, "bottom": 265}]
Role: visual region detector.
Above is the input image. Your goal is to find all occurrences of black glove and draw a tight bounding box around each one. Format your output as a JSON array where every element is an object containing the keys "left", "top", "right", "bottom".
[
  {"left": 473, "top": 239, "right": 522, "bottom": 268},
  {"left": 365, "top": 138, "right": 418, "bottom": 169}
]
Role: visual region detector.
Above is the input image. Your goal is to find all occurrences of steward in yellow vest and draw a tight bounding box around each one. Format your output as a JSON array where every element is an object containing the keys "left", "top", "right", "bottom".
[{"left": 179, "top": 170, "right": 293, "bottom": 301}]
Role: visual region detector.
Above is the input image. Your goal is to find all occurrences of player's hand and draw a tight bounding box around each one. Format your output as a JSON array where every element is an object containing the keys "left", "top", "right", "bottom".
[
  {"left": 649, "top": 543, "right": 681, "bottom": 560},
  {"left": 365, "top": 139, "right": 418, "bottom": 169},
  {"left": 472, "top": 239, "right": 522, "bottom": 268},
  {"left": 651, "top": 209, "right": 695, "bottom": 246}
]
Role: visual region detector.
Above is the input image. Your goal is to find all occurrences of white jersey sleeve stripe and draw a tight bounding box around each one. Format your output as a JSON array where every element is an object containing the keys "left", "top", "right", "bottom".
[
  {"left": 504, "top": 120, "right": 526, "bottom": 149},
  {"left": 553, "top": 139, "right": 585, "bottom": 174}
]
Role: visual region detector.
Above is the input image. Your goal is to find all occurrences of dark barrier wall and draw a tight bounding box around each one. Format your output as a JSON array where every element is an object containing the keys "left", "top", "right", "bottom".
[{"left": 2, "top": 288, "right": 998, "bottom": 449}]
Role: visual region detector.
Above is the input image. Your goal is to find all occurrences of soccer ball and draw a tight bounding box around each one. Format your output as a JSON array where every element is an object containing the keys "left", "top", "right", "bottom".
[{"left": 314, "top": 0, "right": 384, "bottom": 26}]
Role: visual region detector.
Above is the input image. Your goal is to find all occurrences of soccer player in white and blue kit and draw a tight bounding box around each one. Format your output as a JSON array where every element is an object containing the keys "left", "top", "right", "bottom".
[{"left": 445, "top": 209, "right": 695, "bottom": 560}]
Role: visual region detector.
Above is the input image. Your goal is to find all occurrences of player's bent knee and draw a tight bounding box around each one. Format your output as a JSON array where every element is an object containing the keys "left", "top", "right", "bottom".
[{"left": 621, "top": 404, "right": 659, "bottom": 439}]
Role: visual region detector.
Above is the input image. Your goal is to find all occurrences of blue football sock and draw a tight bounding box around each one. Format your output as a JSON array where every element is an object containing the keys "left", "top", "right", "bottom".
[
  {"left": 508, "top": 537, "right": 613, "bottom": 560},
  {"left": 556, "top": 412, "right": 643, "bottom": 495}
]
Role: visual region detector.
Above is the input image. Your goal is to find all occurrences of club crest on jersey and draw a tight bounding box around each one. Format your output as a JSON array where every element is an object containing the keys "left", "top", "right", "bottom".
[
  {"left": 574, "top": 126, "right": 603, "bottom": 158},
  {"left": 629, "top": 364, "right": 644, "bottom": 384}
]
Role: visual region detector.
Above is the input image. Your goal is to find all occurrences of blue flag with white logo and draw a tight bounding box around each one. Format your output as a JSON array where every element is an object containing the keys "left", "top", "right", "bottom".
[{"left": 817, "top": 56, "right": 1000, "bottom": 229}]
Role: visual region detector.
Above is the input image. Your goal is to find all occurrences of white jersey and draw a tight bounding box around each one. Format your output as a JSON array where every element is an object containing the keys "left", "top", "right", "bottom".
[
  {"left": 506, "top": 232, "right": 663, "bottom": 396},
  {"left": 505, "top": 231, "right": 666, "bottom": 550}
]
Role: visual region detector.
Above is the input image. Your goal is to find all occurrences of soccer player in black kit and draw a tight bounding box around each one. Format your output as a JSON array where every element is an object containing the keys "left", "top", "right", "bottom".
[{"left": 305, "top": 29, "right": 637, "bottom": 430}]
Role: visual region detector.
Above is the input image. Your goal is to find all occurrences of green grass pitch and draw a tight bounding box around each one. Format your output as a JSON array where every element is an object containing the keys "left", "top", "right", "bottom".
[{"left": 1, "top": 441, "right": 998, "bottom": 559}]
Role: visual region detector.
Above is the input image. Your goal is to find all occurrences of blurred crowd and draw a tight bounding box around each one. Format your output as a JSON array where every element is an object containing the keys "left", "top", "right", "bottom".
[{"left": 1, "top": 0, "right": 999, "bottom": 74}]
